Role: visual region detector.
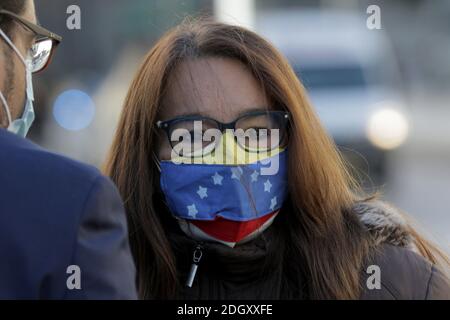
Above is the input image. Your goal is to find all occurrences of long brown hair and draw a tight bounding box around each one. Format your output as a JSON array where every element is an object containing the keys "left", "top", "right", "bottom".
[{"left": 104, "top": 17, "right": 448, "bottom": 299}]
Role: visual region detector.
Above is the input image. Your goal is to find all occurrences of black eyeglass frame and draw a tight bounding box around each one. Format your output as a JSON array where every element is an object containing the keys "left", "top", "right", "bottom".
[
  {"left": 0, "top": 9, "right": 62, "bottom": 72},
  {"left": 156, "top": 110, "right": 290, "bottom": 154}
]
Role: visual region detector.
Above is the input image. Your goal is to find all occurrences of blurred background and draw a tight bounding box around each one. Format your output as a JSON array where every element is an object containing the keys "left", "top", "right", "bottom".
[{"left": 33, "top": 0, "right": 449, "bottom": 250}]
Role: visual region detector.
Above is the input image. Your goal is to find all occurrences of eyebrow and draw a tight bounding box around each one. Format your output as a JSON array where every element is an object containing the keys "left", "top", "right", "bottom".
[
  {"left": 164, "top": 111, "right": 209, "bottom": 120},
  {"left": 163, "top": 106, "right": 271, "bottom": 122},
  {"left": 237, "top": 107, "right": 271, "bottom": 117},
  {"left": 14, "top": 16, "right": 40, "bottom": 40},
  {"left": 32, "top": 19, "right": 44, "bottom": 39}
]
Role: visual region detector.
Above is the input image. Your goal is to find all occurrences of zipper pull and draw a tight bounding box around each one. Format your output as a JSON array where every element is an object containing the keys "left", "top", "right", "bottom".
[{"left": 186, "top": 243, "right": 203, "bottom": 288}]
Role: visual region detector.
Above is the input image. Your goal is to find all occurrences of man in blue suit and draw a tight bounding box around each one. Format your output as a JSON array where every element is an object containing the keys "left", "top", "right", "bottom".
[{"left": 0, "top": 0, "right": 137, "bottom": 299}]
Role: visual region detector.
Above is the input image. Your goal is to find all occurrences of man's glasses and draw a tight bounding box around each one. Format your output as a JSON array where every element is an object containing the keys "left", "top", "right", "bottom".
[
  {"left": 0, "top": 9, "right": 62, "bottom": 73},
  {"left": 157, "top": 110, "right": 290, "bottom": 158}
]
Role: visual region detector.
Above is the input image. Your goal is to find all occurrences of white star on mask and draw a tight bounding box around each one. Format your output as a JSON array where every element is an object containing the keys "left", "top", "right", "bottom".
[
  {"left": 212, "top": 172, "right": 223, "bottom": 185},
  {"left": 231, "top": 167, "right": 243, "bottom": 180},
  {"left": 197, "top": 186, "right": 208, "bottom": 199},
  {"left": 264, "top": 179, "right": 272, "bottom": 192},
  {"left": 250, "top": 170, "right": 259, "bottom": 182},
  {"left": 187, "top": 204, "right": 198, "bottom": 218},
  {"left": 270, "top": 196, "right": 277, "bottom": 211}
]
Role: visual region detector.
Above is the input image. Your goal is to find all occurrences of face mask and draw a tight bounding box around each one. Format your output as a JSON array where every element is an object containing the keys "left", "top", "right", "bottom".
[
  {"left": 0, "top": 27, "right": 35, "bottom": 138},
  {"left": 159, "top": 131, "right": 288, "bottom": 247}
]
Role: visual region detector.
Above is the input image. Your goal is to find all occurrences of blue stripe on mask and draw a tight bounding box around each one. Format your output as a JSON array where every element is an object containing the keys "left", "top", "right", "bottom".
[{"left": 160, "top": 149, "right": 288, "bottom": 221}]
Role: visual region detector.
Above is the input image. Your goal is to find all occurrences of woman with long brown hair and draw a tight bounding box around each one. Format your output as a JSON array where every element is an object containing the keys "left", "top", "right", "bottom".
[{"left": 104, "top": 18, "right": 450, "bottom": 299}]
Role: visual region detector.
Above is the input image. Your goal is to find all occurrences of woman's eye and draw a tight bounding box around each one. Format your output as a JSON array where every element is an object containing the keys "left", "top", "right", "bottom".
[
  {"left": 188, "top": 130, "right": 208, "bottom": 137},
  {"left": 258, "top": 129, "right": 270, "bottom": 136},
  {"left": 249, "top": 128, "right": 270, "bottom": 137}
]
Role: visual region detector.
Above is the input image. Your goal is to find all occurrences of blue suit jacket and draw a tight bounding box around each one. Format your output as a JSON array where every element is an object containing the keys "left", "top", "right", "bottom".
[{"left": 0, "top": 129, "right": 137, "bottom": 299}]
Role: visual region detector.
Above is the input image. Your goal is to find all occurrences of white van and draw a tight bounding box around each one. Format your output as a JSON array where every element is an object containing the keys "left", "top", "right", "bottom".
[{"left": 257, "top": 9, "right": 410, "bottom": 185}]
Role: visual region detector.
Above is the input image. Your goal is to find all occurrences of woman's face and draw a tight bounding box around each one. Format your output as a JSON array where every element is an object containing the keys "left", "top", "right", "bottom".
[{"left": 157, "top": 57, "right": 270, "bottom": 160}]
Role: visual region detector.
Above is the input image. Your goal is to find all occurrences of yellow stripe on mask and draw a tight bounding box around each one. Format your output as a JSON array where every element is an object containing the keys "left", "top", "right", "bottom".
[{"left": 170, "top": 130, "right": 284, "bottom": 165}]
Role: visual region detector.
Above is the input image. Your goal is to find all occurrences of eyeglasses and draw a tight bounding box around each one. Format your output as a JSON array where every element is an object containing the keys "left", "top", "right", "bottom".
[
  {"left": 0, "top": 9, "right": 62, "bottom": 73},
  {"left": 157, "top": 110, "right": 290, "bottom": 158}
]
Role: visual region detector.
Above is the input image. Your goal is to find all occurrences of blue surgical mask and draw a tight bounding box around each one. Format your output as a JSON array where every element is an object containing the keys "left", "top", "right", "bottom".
[{"left": 0, "top": 27, "right": 35, "bottom": 138}]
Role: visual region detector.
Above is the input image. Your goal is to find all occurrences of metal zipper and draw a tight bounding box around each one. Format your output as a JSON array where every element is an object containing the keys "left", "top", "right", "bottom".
[{"left": 186, "top": 242, "right": 204, "bottom": 288}]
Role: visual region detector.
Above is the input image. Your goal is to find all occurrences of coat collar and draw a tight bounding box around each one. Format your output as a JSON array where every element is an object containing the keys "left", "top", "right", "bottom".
[{"left": 352, "top": 200, "right": 418, "bottom": 253}]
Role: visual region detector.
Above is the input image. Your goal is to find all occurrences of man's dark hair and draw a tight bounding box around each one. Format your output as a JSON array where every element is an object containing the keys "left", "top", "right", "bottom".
[{"left": 0, "top": 0, "right": 27, "bottom": 34}]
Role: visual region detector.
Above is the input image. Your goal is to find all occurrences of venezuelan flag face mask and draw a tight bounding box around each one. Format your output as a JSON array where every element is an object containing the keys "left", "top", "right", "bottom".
[{"left": 159, "top": 130, "right": 288, "bottom": 247}]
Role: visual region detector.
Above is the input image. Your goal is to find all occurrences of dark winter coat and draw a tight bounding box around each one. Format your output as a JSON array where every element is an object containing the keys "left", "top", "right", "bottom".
[{"left": 168, "top": 200, "right": 450, "bottom": 300}]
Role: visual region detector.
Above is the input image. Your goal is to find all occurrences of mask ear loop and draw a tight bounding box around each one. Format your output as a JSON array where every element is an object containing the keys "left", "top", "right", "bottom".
[
  {"left": 0, "top": 92, "right": 13, "bottom": 125},
  {"left": 0, "top": 27, "right": 27, "bottom": 66}
]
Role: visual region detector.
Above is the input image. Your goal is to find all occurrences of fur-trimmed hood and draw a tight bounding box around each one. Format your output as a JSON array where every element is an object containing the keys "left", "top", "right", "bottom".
[
  {"left": 354, "top": 200, "right": 450, "bottom": 300},
  {"left": 353, "top": 200, "right": 418, "bottom": 252}
]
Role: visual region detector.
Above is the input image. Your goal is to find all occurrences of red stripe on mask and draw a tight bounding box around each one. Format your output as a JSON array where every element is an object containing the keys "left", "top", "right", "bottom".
[{"left": 190, "top": 211, "right": 278, "bottom": 243}]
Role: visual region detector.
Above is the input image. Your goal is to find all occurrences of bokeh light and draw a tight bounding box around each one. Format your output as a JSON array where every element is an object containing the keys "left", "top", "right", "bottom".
[{"left": 53, "top": 89, "right": 95, "bottom": 131}]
